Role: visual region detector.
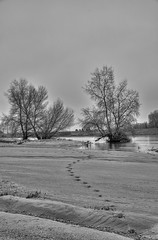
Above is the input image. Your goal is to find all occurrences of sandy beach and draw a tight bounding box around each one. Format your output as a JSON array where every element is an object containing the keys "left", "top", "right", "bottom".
[{"left": 0, "top": 139, "right": 158, "bottom": 239}]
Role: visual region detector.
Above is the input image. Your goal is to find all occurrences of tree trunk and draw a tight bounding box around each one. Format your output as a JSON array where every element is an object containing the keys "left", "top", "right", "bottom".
[
  {"left": 30, "top": 124, "right": 41, "bottom": 140},
  {"left": 22, "top": 132, "right": 28, "bottom": 140}
]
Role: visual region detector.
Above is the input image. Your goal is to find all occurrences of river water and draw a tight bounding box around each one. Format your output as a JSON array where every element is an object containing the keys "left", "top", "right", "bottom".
[{"left": 63, "top": 135, "right": 158, "bottom": 153}]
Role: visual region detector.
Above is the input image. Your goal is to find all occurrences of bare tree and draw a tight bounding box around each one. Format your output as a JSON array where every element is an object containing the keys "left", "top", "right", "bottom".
[
  {"left": 6, "top": 79, "right": 31, "bottom": 139},
  {"left": 38, "top": 99, "right": 74, "bottom": 139},
  {"left": 26, "top": 85, "right": 48, "bottom": 139},
  {"left": 5, "top": 80, "right": 74, "bottom": 140},
  {"left": 80, "top": 66, "right": 140, "bottom": 142},
  {"left": 5, "top": 79, "right": 48, "bottom": 140}
]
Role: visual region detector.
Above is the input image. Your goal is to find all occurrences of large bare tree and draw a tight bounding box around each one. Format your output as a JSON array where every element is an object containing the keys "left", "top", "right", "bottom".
[
  {"left": 5, "top": 79, "right": 48, "bottom": 140},
  {"left": 81, "top": 66, "right": 140, "bottom": 142},
  {"left": 5, "top": 79, "right": 74, "bottom": 140}
]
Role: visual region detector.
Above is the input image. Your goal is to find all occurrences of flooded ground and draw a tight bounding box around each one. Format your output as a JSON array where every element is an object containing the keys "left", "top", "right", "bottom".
[{"left": 63, "top": 135, "right": 158, "bottom": 153}]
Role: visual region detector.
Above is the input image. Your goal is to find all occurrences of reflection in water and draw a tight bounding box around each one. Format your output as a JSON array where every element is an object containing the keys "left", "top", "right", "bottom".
[
  {"left": 64, "top": 135, "right": 158, "bottom": 153},
  {"left": 90, "top": 140, "right": 139, "bottom": 152}
]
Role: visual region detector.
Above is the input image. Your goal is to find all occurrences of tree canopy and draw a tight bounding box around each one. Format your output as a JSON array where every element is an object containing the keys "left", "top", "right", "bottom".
[
  {"left": 3, "top": 79, "right": 74, "bottom": 139},
  {"left": 80, "top": 66, "right": 140, "bottom": 142},
  {"left": 148, "top": 110, "right": 158, "bottom": 128}
]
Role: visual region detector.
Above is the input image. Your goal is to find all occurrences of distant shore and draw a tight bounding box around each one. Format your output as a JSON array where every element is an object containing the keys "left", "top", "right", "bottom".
[
  {"left": 1, "top": 127, "right": 158, "bottom": 141},
  {"left": 58, "top": 127, "right": 158, "bottom": 137}
]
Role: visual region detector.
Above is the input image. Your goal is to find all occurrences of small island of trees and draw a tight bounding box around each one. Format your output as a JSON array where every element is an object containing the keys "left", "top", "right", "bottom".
[{"left": 80, "top": 66, "right": 140, "bottom": 143}]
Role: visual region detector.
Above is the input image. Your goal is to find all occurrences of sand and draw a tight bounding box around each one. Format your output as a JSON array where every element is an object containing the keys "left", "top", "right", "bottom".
[
  {"left": 0, "top": 211, "right": 132, "bottom": 240},
  {"left": 0, "top": 139, "right": 158, "bottom": 239}
]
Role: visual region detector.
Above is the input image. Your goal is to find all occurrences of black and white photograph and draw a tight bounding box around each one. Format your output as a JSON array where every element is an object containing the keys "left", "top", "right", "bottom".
[{"left": 0, "top": 0, "right": 158, "bottom": 239}]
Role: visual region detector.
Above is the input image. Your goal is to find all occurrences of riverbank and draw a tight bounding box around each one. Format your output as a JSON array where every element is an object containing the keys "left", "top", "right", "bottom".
[
  {"left": 133, "top": 128, "right": 158, "bottom": 136},
  {"left": 0, "top": 139, "right": 158, "bottom": 239}
]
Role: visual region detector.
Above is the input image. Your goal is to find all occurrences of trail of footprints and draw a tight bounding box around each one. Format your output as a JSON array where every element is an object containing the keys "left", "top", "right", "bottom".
[
  {"left": 65, "top": 157, "right": 137, "bottom": 234},
  {"left": 66, "top": 160, "right": 116, "bottom": 211},
  {"left": 66, "top": 159, "right": 104, "bottom": 199}
]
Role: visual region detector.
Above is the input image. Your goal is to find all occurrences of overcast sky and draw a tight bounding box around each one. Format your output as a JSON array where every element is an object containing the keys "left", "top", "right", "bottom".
[{"left": 0, "top": 0, "right": 158, "bottom": 127}]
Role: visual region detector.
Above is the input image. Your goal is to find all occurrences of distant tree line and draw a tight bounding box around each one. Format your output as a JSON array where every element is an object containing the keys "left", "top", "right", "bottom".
[
  {"left": 148, "top": 110, "right": 158, "bottom": 128},
  {"left": 133, "top": 122, "right": 148, "bottom": 129},
  {"left": 0, "top": 79, "right": 74, "bottom": 140},
  {"left": 133, "top": 110, "right": 158, "bottom": 129}
]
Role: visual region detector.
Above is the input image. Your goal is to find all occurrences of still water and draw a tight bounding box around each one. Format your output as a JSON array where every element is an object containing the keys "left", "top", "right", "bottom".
[{"left": 63, "top": 135, "right": 158, "bottom": 153}]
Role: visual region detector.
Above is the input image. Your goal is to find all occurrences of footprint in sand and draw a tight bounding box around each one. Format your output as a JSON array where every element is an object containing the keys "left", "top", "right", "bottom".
[
  {"left": 82, "top": 181, "right": 88, "bottom": 185},
  {"left": 93, "top": 189, "right": 100, "bottom": 192},
  {"left": 75, "top": 178, "right": 81, "bottom": 181},
  {"left": 74, "top": 176, "right": 81, "bottom": 181}
]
